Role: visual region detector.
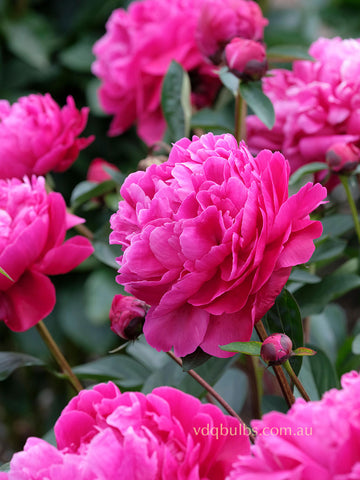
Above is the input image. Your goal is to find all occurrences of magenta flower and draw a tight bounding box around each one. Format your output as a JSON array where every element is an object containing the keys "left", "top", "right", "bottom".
[
  {"left": 0, "top": 94, "right": 93, "bottom": 180},
  {"left": 110, "top": 133, "right": 326, "bottom": 358},
  {"left": 0, "top": 176, "right": 94, "bottom": 331},
  {"left": 110, "top": 294, "right": 148, "bottom": 340},
  {"left": 196, "top": 0, "right": 268, "bottom": 64},
  {"left": 227, "top": 371, "right": 360, "bottom": 480},
  {"left": 92, "top": 0, "right": 220, "bottom": 145},
  {"left": 247, "top": 37, "right": 360, "bottom": 185},
  {"left": 225, "top": 38, "right": 267, "bottom": 81},
  {"left": 3, "top": 382, "right": 250, "bottom": 479}
]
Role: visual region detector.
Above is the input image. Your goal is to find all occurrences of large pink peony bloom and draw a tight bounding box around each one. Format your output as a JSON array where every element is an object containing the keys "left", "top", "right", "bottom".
[
  {"left": 227, "top": 370, "right": 360, "bottom": 479},
  {"left": 0, "top": 176, "right": 94, "bottom": 331},
  {"left": 92, "top": 0, "right": 221, "bottom": 145},
  {"left": 247, "top": 37, "right": 360, "bottom": 180},
  {"left": 0, "top": 94, "right": 93, "bottom": 180},
  {"left": 196, "top": 0, "right": 268, "bottom": 64},
  {"left": 4, "top": 382, "right": 250, "bottom": 479},
  {"left": 110, "top": 133, "right": 326, "bottom": 358}
]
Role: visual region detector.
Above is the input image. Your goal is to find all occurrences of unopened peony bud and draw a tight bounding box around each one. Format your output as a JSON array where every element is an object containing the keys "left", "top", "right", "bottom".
[
  {"left": 326, "top": 142, "right": 360, "bottom": 174},
  {"left": 110, "top": 294, "right": 149, "bottom": 340},
  {"left": 225, "top": 38, "right": 267, "bottom": 81},
  {"left": 87, "top": 158, "right": 121, "bottom": 183},
  {"left": 260, "top": 333, "right": 293, "bottom": 366}
]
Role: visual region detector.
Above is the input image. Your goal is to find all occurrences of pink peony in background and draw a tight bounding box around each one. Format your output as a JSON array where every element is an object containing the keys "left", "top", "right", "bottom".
[
  {"left": 227, "top": 370, "right": 360, "bottom": 479},
  {"left": 0, "top": 176, "right": 94, "bottom": 331},
  {"left": 110, "top": 133, "right": 326, "bottom": 358},
  {"left": 196, "top": 0, "right": 268, "bottom": 64},
  {"left": 3, "top": 382, "right": 250, "bottom": 479},
  {"left": 0, "top": 94, "right": 93, "bottom": 180},
  {"left": 92, "top": 0, "right": 222, "bottom": 145},
  {"left": 110, "top": 293, "right": 148, "bottom": 340},
  {"left": 247, "top": 37, "right": 360, "bottom": 185}
]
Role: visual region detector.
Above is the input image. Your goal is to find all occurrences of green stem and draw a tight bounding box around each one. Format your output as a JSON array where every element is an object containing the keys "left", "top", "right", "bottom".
[
  {"left": 340, "top": 175, "right": 360, "bottom": 245},
  {"left": 234, "top": 89, "right": 247, "bottom": 143},
  {"left": 255, "top": 321, "right": 295, "bottom": 407},
  {"left": 166, "top": 351, "right": 255, "bottom": 443},
  {"left": 36, "top": 320, "right": 83, "bottom": 394},
  {"left": 283, "top": 360, "right": 310, "bottom": 402}
]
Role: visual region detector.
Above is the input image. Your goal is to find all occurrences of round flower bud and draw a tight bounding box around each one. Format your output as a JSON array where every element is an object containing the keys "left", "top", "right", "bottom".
[
  {"left": 86, "top": 158, "right": 121, "bottom": 183},
  {"left": 326, "top": 142, "right": 360, "bottom": 174},
  {"left": 260, "top": 333, "right": 293, "bottom": 366},
  {"left": 110, "top": 294, "right": 149, "bottom": 340},
  {"left": 225, "top": 38, "right": 267, "bottom": 81}
]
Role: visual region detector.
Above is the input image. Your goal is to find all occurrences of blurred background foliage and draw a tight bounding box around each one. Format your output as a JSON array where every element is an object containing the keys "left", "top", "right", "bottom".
[{"left": 1, "top": 0, "right": 360, "bottom": 465}]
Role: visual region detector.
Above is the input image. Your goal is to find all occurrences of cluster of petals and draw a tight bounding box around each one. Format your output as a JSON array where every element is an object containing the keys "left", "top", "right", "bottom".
[
  {"left": 247, "top": 37, "right": 360, "bottom": 183},
  {"left": 227, "top": 370, "right": 360, "bottom": 479},
  {"left": 92, "top": 0, "right": 267, "bottom": 145},
  {"left": 0, "top": 94, "right": 93, "bottom": 180},
  {"left": 92, "top": 0, "right": 221, "bottom": 145},
  {"left": 2, "top": 382, "right": 250, "bottom": 479},
  {"left": 0, "top": 176, "right": 93, "bottom": 331},
  {"left": 110, "top": 133, "right": 326, "bottom": 358}
]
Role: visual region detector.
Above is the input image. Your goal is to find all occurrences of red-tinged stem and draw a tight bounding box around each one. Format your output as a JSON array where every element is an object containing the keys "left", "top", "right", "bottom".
[
  {"left": 36, "top": 320, "right": 83, "bottom": 394},
  {"left": 166, "top": 350, "right": 255, "bottom": 443}
]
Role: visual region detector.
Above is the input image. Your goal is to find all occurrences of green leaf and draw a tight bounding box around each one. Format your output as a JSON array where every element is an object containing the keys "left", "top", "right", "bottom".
[
  {"left": 218, "top": 67, "right": 239, "bottom": 95},
  {"left": 73, "top": 355, "right": 151, "bottom": 388},
  {"left": 84, "top": 269, "right": 121, "bottom": 325},
  {"left": 289, "top": 162, "right": 327, "bottom": 186},
  {"left": 212, "top": 368, "right": 248, "bottom": 414},
  {"left": 161, "top": 60, "right": 191, "bottom": 141},
  {"left": 352, "top": 333, "right": 360, "bottom": 355},
  {"left": 59, "top": 35, "right": 96, "bottom": 72},
  {"left": 191, "top": 108, "right": 234, "bottom": 132},
  {"left": 220, "top": 341, "right": 262, "bottom": 356},
  {"left": 267, "top": 45, "right": 314, "bottom": 62},
  {"left": 293, "top": 347, "right": 316, "bottom": 356},
  {"left": 321, "top": 214, "right": 354, "bottom": 237},
  {"left": 0, "top": 462, "right": 10, "bottom": 472},
  {"left": 310, "top": 304, "right": 347, "bottom": 363},
  {"left": 298, "top": 346, "right": 339, "bottom": 400},
  {"left": 295, "top": 273, "right": 360, "bottom": 317},
  {"left": 181, "top": 347, "right": 212, "bottom": 371},
  {"left": 262, "top": 289, "right": 303, "bottom": 375},
  {"left": 0, "top": 352, "right": 44, "bottom": 381},
  {"left": 239, "top": 81, "right": 275, "bottom": 129},
  {"left": 289, "top": 269, "right": 321, "bottom": 285},
  {"left": 70, "top": 180, "right": 116, "bottom": 209},
  {"left": 0, "top": 267, "right": 13, "bottom": 281},
  {"left": 1, "top": 19, "right": 50, "bottom": 70},
  {"left": 262, "top": 395, "right": 289, "bottom": 414},
  {"left": 310, "top": 236, "right": 347, "bottom": 264},
  {"left": 93, "top": 222, "right": 124, "bottom": 269}
]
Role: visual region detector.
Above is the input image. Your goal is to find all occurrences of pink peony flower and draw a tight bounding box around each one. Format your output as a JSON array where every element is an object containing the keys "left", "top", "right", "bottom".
[
  {"left": 110, "top": 133, "right": 326, "bottom": 358},
  {"left": 196, "top": 0, "right": 268, "bottom": 64},
  {"left": 86, "top": 158, "right": 121, "bottom": 183},
  {"left": 260, "top": 333, "right": 293, "bottom": 366},
  {"left": 225, "top": 38, "right": 267, "bottom": 81},
  {"left": 4, "top": 382, "right": 250, "bottom": 479},
  {"left": 0, "top": 94, "right": 93, "bottom": 180},
  {"left": 110, "top": 294, "right": 148, "bottom": 340},
  {"left": 92, "top": 0, "right": 220, "bottom": 145},
  {"left": 0, "top": 176, "right": 94, "bottom": 331},
  {"left": 226, "top": 370, "right": 360, "bottom": 480},
  {"left": 247, "top": 37, "right": 360, "bottom": 185}
]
